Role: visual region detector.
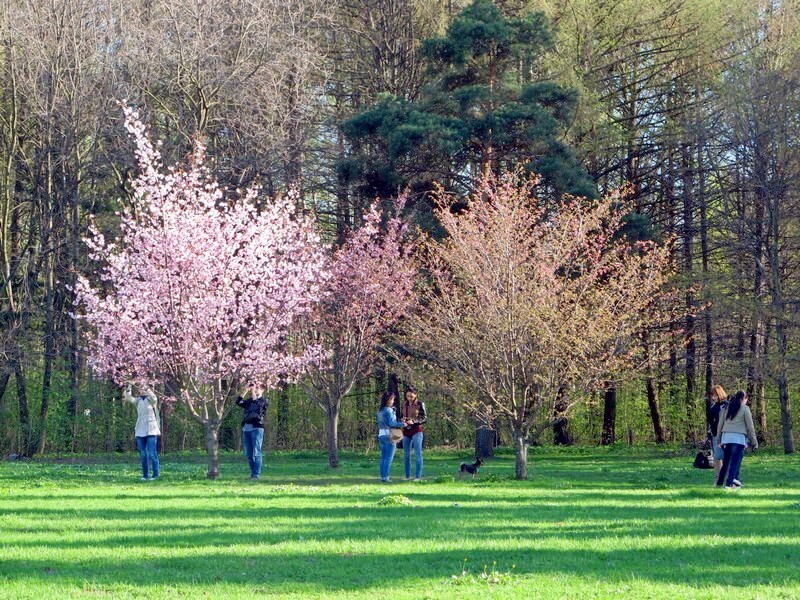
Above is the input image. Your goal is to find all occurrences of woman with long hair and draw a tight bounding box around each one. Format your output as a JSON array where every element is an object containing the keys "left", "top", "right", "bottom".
[
  {"left": 707, "top": 384, "right": 728, "bottom": 481},
  {"left": 376, "top": 391, "right": 406, "bottom": 482},
  {"left": 716, "top": 390, "right": 758, "bottom": 489},
  {"left": 401, "top": 385, "right": 427, "bottom": 482}
]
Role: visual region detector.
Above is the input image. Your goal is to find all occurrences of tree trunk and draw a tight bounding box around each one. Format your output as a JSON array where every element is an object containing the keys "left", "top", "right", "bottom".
[
  {"left": 754, "top": 319, "right": 770, "bottom": 443},
  {"left": 775, "top": 322, "right": 794, "bottom": 454},
  {"left": 681, "top": 140, "right": 697, "bottom": 443},
  {"left": 769, "top": 189, "right": 795, "bottom": 454},
  {"left": 512, "top": 428, "right": 529, "bottom": 480},
  {"left": 694, "top": 76, "right": 714, "bottom": 435},
  {"left": 67, "top": 185, "right": 81, "bottom": 451},
  {"left": 601, "top": 385, "right": 616, "bottom": 445},
  {"left": 646, "top": 377, "right": 666, "bottom": 444},
  {"left": 14, "top": 358, "right": 31, "bottom": 456},
  {"left": 746, "top": 180, "right": 767, "bottom": 442},
  {"left": 204, "top": 421, "right": 221, "bottom": 479},
  {"left": 275, "top": 380, "right": 289, "bottom": 448},
  {"left": 326, "top": 403, "right": 341, "bottom": 468},
  {"left": 0, "top": 370, "right": 9, "bottom": 409},
  {"left": 37, "top": 262, "right": 56, "bottom": 455},
  {"left": 474, "top": 406, "right": 495, "bottom": 458}
]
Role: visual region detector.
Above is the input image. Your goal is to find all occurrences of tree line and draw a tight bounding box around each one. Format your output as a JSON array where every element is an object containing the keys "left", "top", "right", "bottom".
[{"left": 1, "top": 0, "right": 798, "bottom": 460}]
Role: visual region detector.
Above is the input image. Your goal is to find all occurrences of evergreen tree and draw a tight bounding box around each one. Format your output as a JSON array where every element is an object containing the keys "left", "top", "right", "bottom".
[{"left": 341, "top": 0, "right": 596, "bottom": 202}]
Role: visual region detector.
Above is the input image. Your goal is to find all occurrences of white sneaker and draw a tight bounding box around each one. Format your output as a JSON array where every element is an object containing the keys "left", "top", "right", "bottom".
[
  {"left": 414, "top": 477, "right": 421, "bottom": 482},
  {"left": 732, "top": 479, "right": 742, "bottom": 487},
  {"left": 140, "top": 477, "right": 148, "bottom": 481}
]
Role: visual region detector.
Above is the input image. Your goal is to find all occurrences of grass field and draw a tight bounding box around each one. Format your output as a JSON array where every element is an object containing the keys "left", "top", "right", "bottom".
[{"left": 1, "top": 446, "right": 798, "bottom": 599}]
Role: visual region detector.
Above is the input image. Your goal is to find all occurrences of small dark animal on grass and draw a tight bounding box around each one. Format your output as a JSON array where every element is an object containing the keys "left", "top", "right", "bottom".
[{"left": 459, "top": 458, "right": 484, "bottom": 479}]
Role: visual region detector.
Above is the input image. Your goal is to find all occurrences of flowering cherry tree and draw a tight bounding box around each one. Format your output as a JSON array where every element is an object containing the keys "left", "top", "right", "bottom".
[
  {"left": 298, "top": 200, "right": 416, "bottom": 468},
  {"left": 406, "top": 172, "right": 676, "bottom": 479},
  {"left": 75, "top": 107, "right": 328, "bottom": 478}
]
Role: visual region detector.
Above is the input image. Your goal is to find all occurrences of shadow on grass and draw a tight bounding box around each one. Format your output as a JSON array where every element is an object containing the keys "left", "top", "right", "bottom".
[{"left": 1, "top": 539, "right": 798, "bottom": 592}]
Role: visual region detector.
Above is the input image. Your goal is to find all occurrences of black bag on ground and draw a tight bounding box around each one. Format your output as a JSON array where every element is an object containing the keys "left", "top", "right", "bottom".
[{"left": 693, "top": 451, "right": 713, "bottom": 469}]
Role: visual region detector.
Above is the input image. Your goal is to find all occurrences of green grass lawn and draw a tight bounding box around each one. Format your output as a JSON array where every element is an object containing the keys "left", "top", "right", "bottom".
[{"left": 1, "top": 446, "right": 798, "bottom": 599}]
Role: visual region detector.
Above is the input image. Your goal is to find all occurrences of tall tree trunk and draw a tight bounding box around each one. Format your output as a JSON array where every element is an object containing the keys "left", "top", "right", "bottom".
[
  {"left": 14, "top": 357, "right": 31, "bottom": 456},
  {"left": 769, "top": 192, "right": 795, "bottom": 454},
  {"left": 67, "top": 186, "right": 81, "bottom": 452},
  {"left": 681, "top": 139, "right": 697, "bottom": 443},
  {"left": 645, "top": 377, "right": 666, "bottom": 444},
  {"left": 326, "top": 402, "right": 341, "bottom": 468},
  {"left": 643, "top": 334, "right": 665, "bottom": 443},
  {"left": 754, "top": 318, "right": 770, "bottom": 443},
  {"left": 746, "top": 185, "right": 767, "bottom": 442},
  {"left": 601, "top": 384, "right": 616, "bottom": 445},
  {"left": 37, "top": 258, "right": 56, "bottom": 455},
  {"left": 204, "top": 421, "right": 221, "bottom": 479},
  {"left": 512, "top": 428, "right": 528, "bottom": 480},
  {"left": 774, "top": 320, "right": 794, "bottom": 454},
  {"left": 696, "top": 92, "right": 714, "bottom": 432}
]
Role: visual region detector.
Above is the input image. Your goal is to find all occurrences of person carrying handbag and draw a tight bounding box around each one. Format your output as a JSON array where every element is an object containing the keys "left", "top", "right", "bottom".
[{"left": 376, "top": 391, "right": 406, "bottom": 482}]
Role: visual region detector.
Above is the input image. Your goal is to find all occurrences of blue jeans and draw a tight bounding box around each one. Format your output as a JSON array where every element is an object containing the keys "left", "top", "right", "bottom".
[
  {"left": 135, "top": 435, "right": 159, "bottom": 479},
  {"left": 711, "top": 435, "right": 724, "bottom": 461},
  {"left": 717, "top": 443, "right": 745, "bottom": 486},
  {"left": 403, "top": 432, "right": 423, "bottom": 479},
  {"left": 242, "top": 428, "right": 264, "bottom": 478},
  {"left": 378, "top": 435, "right": 397, "bottom": 481}
]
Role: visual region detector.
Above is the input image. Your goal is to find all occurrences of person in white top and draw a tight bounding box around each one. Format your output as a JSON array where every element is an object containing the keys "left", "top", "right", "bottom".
[{"left": 124, "top": 384, "right": 161, "bottom": 481}]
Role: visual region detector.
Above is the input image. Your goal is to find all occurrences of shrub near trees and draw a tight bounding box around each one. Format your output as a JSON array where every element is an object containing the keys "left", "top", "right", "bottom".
[
  {"left": 75, "top": 109, "right": 329, "bottom": 479},
  {"left": 406, "top": 173, "right": 676, "bottom": 479}
]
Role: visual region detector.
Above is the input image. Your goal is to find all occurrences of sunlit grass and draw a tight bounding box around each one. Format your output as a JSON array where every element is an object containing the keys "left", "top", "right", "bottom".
[{"left": 0, "top": 447, "right": 798, "bottom": 598}]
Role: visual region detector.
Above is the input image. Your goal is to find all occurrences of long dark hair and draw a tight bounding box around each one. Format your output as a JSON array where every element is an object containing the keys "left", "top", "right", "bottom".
[
  {"left": 379, "top": 391, "right": 395, "bottom": 410},
  {"left": 727, "top": 390, "right": 746, "bottom": 420}
]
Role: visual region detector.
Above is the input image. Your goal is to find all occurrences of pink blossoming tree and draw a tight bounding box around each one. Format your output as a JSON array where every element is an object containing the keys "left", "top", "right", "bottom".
[
  {"left": 405, "top": 172, "right": 676, "bottom": 479},
  {"left": 75, "top": 107, "right": 328, "bottom": 478},
  {"left": 298, "top": 200, "right": 417, "bottom": 468}
]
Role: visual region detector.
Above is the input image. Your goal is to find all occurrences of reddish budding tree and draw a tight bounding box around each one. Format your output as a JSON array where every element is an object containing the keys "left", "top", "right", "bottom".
[
  {"left": 406, "top": 172, "right": 675, "bottom": 479},
  {"left": 75, "top": 108, "right": 328, "bottom": 478},
  {"left": 298, "top": 200, "right": 416, "bottom": 468}
]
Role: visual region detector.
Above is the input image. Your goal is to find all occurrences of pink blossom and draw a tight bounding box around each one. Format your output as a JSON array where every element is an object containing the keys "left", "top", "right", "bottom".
[{"left": 74, "top": 107, "right": 329, "bottom": 477}]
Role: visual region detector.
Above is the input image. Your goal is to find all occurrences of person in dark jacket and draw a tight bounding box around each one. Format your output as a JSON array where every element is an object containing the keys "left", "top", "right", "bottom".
[
  {"left": 236, "top": 386, "right": 269, "bottom": 479},
  {"left": 401, "top": 385, "right": 427, "bottom": 481},
  {"left": 707, "top": 384, "right": 728, "bottom": 481}
]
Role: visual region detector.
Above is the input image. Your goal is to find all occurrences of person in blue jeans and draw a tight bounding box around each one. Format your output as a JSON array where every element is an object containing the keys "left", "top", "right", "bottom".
[
  {"left": 707, "top": 384, "right": 728, "bottom": 482},
  {"left": 401, "top": 386, "right": 427, "bottom": 481},
  {"left": 377, "top": 391, "right": 406, "bottom": 482},
  {"left": 236, "top": 387, "right": 269, "bottom": 479},
  {"left": 716, "top": 390, "right": 758, "bottom": 490},
  {"left": 124, "top": 384, "right": 161, "bottom": 481}
]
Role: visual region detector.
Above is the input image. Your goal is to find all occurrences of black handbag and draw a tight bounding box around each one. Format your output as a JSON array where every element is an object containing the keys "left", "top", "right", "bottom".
[{"left": 693, "top": 451, "right": 713, "bottom": 469}]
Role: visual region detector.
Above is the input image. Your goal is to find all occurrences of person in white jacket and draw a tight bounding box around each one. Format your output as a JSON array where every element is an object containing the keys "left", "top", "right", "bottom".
[{"left": 125, "top": 385, "right": 161, "bottom": 480}]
